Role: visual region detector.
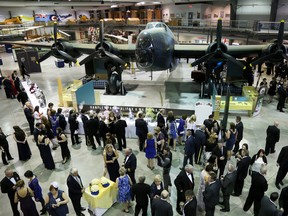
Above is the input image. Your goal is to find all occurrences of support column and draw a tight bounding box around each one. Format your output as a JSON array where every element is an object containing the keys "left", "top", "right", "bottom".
[
  {"left": 270, "top": 0, "right": 279, "bottom": 22},
  {"left": 230, "top": 0, "right": 237, "bottom": 27}
]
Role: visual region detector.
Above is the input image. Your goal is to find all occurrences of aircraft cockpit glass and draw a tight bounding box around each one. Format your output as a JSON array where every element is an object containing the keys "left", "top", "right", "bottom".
[
  {"left": 145, "top": 22, "right": 167, "bottom": 31},
  {"left": 136, "top": 32, "right": 154, "bottom": 68}
]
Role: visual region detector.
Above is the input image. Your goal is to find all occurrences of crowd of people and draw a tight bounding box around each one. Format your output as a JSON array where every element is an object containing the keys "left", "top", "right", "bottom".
[{"left": 1, "top": 68, "right": 288, "bottom": 216}]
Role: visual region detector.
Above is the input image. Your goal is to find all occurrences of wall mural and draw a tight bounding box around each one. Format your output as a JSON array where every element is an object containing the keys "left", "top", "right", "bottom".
[{"left": 34, "top": 13, "right": 72, "bottom": 22}]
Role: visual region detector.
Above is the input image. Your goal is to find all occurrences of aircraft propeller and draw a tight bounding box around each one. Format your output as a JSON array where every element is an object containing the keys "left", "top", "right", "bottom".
[
  {"left": 191, "top": 19, "right": 244, "bottom": 68},
  {"left": 251, "top": 20, "right": 288, "bottom": 66},
  {"left": 79, "top": 20, "right": 127, "bottom": 67},
  {"left": 37, "top": 22, "right": 78, "bottom": 64}
]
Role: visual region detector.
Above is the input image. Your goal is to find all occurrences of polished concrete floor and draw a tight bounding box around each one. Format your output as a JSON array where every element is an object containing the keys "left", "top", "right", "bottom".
[{"left": 0, "top": 48, "right": 288, "bottom": 216}]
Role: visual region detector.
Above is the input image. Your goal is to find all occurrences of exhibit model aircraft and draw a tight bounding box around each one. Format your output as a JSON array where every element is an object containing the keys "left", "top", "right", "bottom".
[{"left": 2, "top": 19, "right": 288, "bottom": 95}]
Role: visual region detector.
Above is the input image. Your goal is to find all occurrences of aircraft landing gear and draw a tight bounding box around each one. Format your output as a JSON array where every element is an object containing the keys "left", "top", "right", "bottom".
[{"left": 105, "top": 71, "right": 127, "bottom": 95}]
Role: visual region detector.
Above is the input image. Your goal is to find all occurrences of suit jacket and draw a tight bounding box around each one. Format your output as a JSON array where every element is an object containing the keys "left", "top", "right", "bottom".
[
  {"left": 184, "top": 135, "right": 195, "bottom": 156},
  {"left": 212, "top": 146, "right": 228, "bottom": 168},
  {"left": 266, "top": 125, "right": 280, "bottom": 144},
  {"left": 157, "top": 113, "right": 165, "bottom": 128},
  {"left": 124, "top": 153, "right": 137, "bottom": 173},
  {"left": 236, "top": 121, "right": 243, "bottom": 141},
  {"left": 183, "top": 198, "right": 197, "bottom": 216},
  {"left": 258, "top": 195, "right": 279, "bottom": 216},
  {"left": 131, "top": 182, "right": 151, "bottom": 205},
  {"left": 85, "top": 118, "right": 99, "bottom": 135},
  {"left": 135, "top": 118, "right": 148, "bottom": 137},
  {"left": 114, "top": 119, "right": 127, "bottom": 136},
  {"left": 151, "top": 198, "right": 173, "bottom": 216},
  {"left": 221, "top": 170, "right": 237, "bottom": 195},
  {"left": 236, "top": 156, "right": 251, "bottom": 180},
  {"left": 249, "top": 171, "right": 268, "bottom": 200},
  {"left": 1, "top": 172, "right": 21, "bottom": 200},
  {"left": 203, "top": 180, "right": 221, "bottom": 208},
  {"left": 279, "top": 186, "right": 288, "bottom": 211},
  {"left": 66, "top": 174, "right": 84, "bottom": 199},
  {"left": 277, "top": 146, "right": 288, "bottom": 168},
  {"left": 174, "top": 170, "right": 195, "bottom": 192},
  {"left": 194, "top": 130, "right": 206, "bottom": 147},
  {"left": 99, "top": 120, "right": 108, "bottom": 137}
]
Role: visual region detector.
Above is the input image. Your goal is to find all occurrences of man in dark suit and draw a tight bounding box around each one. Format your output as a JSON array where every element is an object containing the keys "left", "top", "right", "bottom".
[
  {"left": 183, "top": 129, "right": 195, "bottom": 167},
  {"left": 131, "top": 176, "right": 151, "bottom": 216},
  {"left": 203, "top": 172, "right": 221, "bottom": 216},
  {"left": 265, "top": 121, "right": 280, "bottom": 155},
  {"left": 114, "top": 115, "right": 127, "bottom": 151},
  {"left": 279, "top": 186, "right": 288, "bottom": 215},
  {"left": 275, "top": 146, "right": 288, "bottom": 190},
  {"left": 243, "top": 164, "right": 268, "bottom": 216},
  {"left": 33, "top": 123, "right": 45, "bottom": 163},
  {"left": 233, "top": 149, "right": 251, "bottom": 196},
  {"left": 182, "top": 189, "right": 197, "bottom": 216},
  {"left": 220, "top": 163, "right": 237, "bottom": 212},
  {"left": 194, "top": 125, "right": 207, "bottom": 165},
  {"left": 0, "top": 128, "right": 14, "bottom": 165},
  {"left": 80, "top": 109, "right": 89, "bottom": 146},
  {"left": 123, "top": 148, "right": 137, "bottom": 184},
  {"left": 135, "top": 112, "right": 148, "bottom": 151},
  {"left": 151, "top": 190, "right": 173, "bottom": 216},
  {"left": 233, "top": 116, "right": 244, "bottom": 154},
  {"left": 259, "top": 192, "right": 281, "bottom": 216},
  {"left": 174, "top": 164, "right": 194, "bottom": 215},
  {"left": 66, "top": 168, "right": 85, "bottom": 216},
  {"left": 85, "top": 113, "right": 101, "bottom": 149},
  {"left": 212, "top": 141, "right": 227, "bottom": 178},
  {"left": 99, "top": 116, "right": 109, "bottom": 146},
  {"left": 1, "top": 168, "right": 21, "bottom": 216},
  {"left": 156, "top": 109, "right": 165, "bottom": 129},
  {"left": 24, "top": 101, "right": 35, "bottom": 135}
]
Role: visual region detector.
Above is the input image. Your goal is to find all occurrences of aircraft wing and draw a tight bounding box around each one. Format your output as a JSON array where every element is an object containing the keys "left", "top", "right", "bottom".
[
  {"left": 174, "top": 44, "right": 267, "bottom": 59},
  {"left": 1, "top": 40, "right": 52, "bottom": 49}
]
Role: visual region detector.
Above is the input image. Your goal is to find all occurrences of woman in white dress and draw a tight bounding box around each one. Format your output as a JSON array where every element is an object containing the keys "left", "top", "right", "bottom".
[
  {"left": 196, "top": 164, "right": 213, "bottom": 211},
  {"left": 33, "top": 106, "right": 42, "bottom": 124},
  {"left": 186, "top": 114, "right": 197, "bottom": 136}
]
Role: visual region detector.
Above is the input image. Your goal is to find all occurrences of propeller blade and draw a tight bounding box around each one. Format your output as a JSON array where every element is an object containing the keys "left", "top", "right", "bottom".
[
  {"left": 216, "top": 19, "right": 222, "bottom": 48},
  {"left": 222, "top": 53, "right": 244, "bottom": 68},
  {"left": 57, "top": 50, "right": 77, "bottom": 63},
  {"left": 277, "top": 20, "right": 285, "bottom": 48},
  {"left": 53, "top": 22, "right": 57, "bottom": 44},
  {"left": 251, "top": 53, "right": 275, "bottom": 66},
  {"left": 99, "top": 19, "right": 104, "bottom": 48},
  {"left": 191, "top": 53, "right": 214, "bottom": 67},
  {"left": 104, "top": 50, "right": 126, "bottom": 65},
  {"left": 37, "top": 50, "right": 54, "bottom": 63},
  {"left": 79, "top": 51, "right": 99, "bottom": 65}
]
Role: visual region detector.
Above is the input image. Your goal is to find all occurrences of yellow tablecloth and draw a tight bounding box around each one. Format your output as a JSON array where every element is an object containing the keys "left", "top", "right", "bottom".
[{"left": 83, "top": 177, "right": 118, "bottom": 209}]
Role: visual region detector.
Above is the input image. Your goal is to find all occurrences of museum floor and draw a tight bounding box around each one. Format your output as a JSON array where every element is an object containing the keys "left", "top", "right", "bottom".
[{"left": 0, "top": 50, "right": 288, "bottom": 216}]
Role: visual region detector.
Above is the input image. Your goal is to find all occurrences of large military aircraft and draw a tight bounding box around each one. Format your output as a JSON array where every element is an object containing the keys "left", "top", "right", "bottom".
[{"left": 1, "top": 19, "right": 287, "bottom": 94}]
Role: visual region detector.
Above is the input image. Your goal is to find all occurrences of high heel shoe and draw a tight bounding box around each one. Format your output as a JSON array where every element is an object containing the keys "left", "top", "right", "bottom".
[{"left": 62, "top": 158, "right": 67, "bottom": 164}]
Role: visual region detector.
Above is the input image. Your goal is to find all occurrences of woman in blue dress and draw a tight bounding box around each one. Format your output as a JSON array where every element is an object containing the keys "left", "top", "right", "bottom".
[
  {"left": 24, "top": 170, "right": 46, "bottom": 215},
  {"left": 144, "top": 132, "right": 157, "bottom": 170},
  {"left": 45, "top": 182, "right": 69, "bottom": 216},
  {"left": 49, "top": 110, "right": 59, "bottom": 136},
  {"left": 14, "top": 180, "right": 39, "bottom": 216},
  {"left": 177, "top": 114, "right": 187, "bottom": 144},
  {"left": 225, "top": 122, "right": 237, "bottom": 160},
  {"left": 116, "top": 167, "right": 132, "bottom": 213},
  {"left": 166, "top": 111, "right": 177, "bottom": 151}
]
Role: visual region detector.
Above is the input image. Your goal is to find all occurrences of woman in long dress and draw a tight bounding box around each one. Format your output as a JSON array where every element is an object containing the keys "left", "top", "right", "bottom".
[
  {"left": 116, "top": 167, "right": 132, "bottom": 213},
  {"left": 103, "top": 144, "right": 120, "bottom": 182},
  {"left": 13, "top": 125, "right": 32, "bottom": 161},
  {"left": 196, "top": 164, "right": 213, "bottom": 211},
  {"left": 166, "top": 111, "right": 177, "bottom": 151},
  {"left": 144, "top": 132, "right": 157, "bottom": 170},
  {"left": 14, "top": 180, "right": 39, "bottom": 216},
  {"left": 56, "top": 128, "right": 71, "bottom": 164},
  {"left": 24, "top": 170, "right": 46, "bottom": 214},
  {"left": 38, "top": 130, "right": 55, "bottom": 170}
]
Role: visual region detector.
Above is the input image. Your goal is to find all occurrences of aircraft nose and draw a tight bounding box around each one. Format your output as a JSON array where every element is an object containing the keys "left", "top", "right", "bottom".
[{"left": 136, "top": 32, "right": 154, "bottom": 68}]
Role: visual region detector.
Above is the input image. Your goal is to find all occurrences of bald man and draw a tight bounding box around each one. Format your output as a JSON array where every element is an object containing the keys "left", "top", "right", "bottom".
[{"left": 265, "top": 121, "right": 280, "bottom": 156}]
